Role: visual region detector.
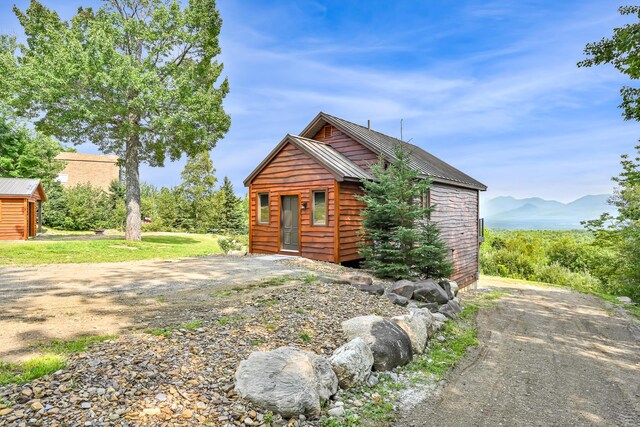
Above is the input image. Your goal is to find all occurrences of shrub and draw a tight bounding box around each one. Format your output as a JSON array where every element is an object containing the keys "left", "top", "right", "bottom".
[{"left": 218, "top": 237, "right": 243, "bottom": 254}]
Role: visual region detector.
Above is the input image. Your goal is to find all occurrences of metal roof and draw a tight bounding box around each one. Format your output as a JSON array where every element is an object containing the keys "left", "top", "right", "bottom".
[
  {"left": 243, "top": 134, "right": 372, "bottom": 185},
  {"left": 0, "top": 178, "right": 42, "bottom": 197},
  {"left": 288, "top": 135, "right": 373, "bottom": 181},
  {"left": 301, "top": 112, "right": 487, "bottom": 190}
]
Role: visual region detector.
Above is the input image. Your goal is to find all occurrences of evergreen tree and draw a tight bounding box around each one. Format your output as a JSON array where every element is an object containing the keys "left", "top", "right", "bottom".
[
  {"left": 215, "top": 176, "right": 245, "bottom": 233},
  {"left": 177, "top": 151, "right": 217, "bottom": 232},
  {"left": 357, "top": 145, "right": 453, "bottom": 280}
]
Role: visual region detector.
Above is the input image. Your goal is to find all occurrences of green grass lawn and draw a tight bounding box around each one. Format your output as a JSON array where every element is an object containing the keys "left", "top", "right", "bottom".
[{"left": 0, "top": 233, "right": 224, "bottom": 264}]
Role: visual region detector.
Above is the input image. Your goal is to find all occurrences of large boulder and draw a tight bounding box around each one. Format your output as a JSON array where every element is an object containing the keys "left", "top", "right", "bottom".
[
  {"left": 413, "top": 279, "right": 449, "bottom": 304},
  {"left": 439, "top": 280, "right": 454, "bottom": 300},
  {"left": 329, "top": 338, "right": 374, "bottom": 389},
  {"left": 417, "top": 302, "right": 440, "bottom": 313},
  {"left": 390, "top": 280, "right": 415, "bottom": 299},
  {"left": 345, "top": 274, "right": 373, "bottom": 286},
  {"left": 342, "top": 316, "right": 413, "bottom": 371},
  {"left": 408, "top": 307, "right": 436, "bottom": 338},
  {"left": 392, "top": 313, "right": 428, "bottom": 354},
  {"left": 385, "top": 292, "right": 410, "bottom": 307},
  {"left": 449, "top": 281, "right": 459, "bottom": 297},
  {"left": 235, "top": 347, "right": 338, "bottom": 417},
  {"left": 447, "top": 299, "right": 463, "bottom": 314},
  {"left": 438, "top": 303, "right": 458, "bottom": 319}
]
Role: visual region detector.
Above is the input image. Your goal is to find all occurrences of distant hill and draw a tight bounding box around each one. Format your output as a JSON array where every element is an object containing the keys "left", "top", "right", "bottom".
[{"left": 480, "top": 195, "right": 617, "bottom": 230}]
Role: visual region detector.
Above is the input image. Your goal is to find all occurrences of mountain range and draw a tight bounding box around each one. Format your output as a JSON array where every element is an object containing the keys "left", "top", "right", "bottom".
[{"left": 480, "top": 195, "right": 618, "bottom": 230}]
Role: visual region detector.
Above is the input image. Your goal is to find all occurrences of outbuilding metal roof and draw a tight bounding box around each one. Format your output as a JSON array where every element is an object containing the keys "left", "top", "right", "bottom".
[
  {"left": 301, "top": 112, "right": 487, "bottom": 190},
  {"left": 0, "top": 178, "right": 42, "bottom": 197}
]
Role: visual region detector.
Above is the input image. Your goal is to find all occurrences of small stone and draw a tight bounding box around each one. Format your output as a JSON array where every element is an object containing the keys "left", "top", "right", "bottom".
[
  {"left": 182, "top": 409, "right": 193, "bottom": 419},
  {"left": 142, "top": 407, "right": 161, "bottom": 416},
  {"left": 155, "top": 393, "right": 167, "bottom": 402},
  {"left": 0, "top": 408, "right": 13, "bottom": 416},
  {"left": 353, "top": 400, "right": 363, "bottom": 407},
  {"left": 30, "top": 401, "right": 44, "bottom": 411},
  {"left": 617, "top": 296, "right": 633, "bottom": 304},
  {"left": 328, "top": 407, "right": 346, "bottom": 417},
  {"left": 248, "top": 410, "right": 257, "bottom": 418},
  {"left": 298, "top": 414, "right": 306, "bottom": 421},
  {"left": 437, "top": 335, "right": 446, "bottom": 342},
  {"left": 244, "top": 417, "right": 255, "bottom": 425},
  {"left": 47, "top": 408, "right": 60, "bottom": 415},
  {"left": 21, "top": 388, "right": 33, "bottom": 397},
  {"left": 334, "top": 401, "right": 344, "bottom": 407},
  {"left": 81, "top": 402, "right": 91, "bottom": 409}
]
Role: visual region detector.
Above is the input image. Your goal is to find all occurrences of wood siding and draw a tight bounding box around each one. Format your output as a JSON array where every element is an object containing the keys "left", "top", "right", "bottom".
[
  {"left": 338, "top": 182, "right": 366, "bottom": 262},
  {"left": 250, "top": 143, "right": 337, "bottom": 262},
  {"left": 312, "top": 127, "right": 379, "bottom": 172},
  {"left": 0, "top": 197, "right": 27, "bottom": 240},
  {"left": 429, "top": 183, "right": 480, "bottom": 288}
]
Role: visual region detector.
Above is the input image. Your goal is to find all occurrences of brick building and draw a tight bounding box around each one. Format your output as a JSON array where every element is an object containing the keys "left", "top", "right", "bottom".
[{"left": 55, "top": 152, "right": 120, "bottom": 190}]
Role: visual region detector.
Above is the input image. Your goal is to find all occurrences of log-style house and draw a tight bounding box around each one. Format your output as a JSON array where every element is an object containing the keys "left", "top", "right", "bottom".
[
  {"left": 0, "top": 178, "right": 46, "bottom": 240},
  {"left": 244, "top": 113, "right": 487, "bottom": 288}
]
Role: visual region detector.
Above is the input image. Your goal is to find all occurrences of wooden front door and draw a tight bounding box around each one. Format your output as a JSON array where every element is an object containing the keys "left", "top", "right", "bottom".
[{"left": 280, "top": 195, "right": 299, "bottom": 252}]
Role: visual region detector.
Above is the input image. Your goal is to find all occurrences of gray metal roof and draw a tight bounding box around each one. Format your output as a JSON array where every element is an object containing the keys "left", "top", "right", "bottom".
[
  {"left": 0, "top": 178, "right": 42, "bottom": 196},
  {"left": 288, "top": 135, "right": 373, "bottom": 181},
  {"left": 301, "top": 112, "right": 487, "bottom": 190}
]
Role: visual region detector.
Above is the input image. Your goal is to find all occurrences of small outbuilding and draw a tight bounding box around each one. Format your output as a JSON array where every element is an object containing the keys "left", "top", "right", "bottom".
[
  {"left": 0, "top": 178, "right": 47, "bottom": 240},
  {"left": 244, "top": 112, "right": 487, "bottom": 288}
]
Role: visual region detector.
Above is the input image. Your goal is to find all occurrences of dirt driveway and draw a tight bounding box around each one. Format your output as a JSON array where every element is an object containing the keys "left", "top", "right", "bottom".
[
  {"left": 399, "top": 278, "right": 640, "bottom": 427},
  {"left": 0, "top": 255, "right": 310, "bottom": 362}
]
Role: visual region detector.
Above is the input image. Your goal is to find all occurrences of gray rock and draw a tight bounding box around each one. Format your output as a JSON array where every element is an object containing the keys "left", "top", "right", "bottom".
[
  {"left": 228, "top": 250, "right": 247, "bottom": 257},
  {"left": 392, "top": 313, "right": 428, "bottom": 354},
  {"left": 390, "top": 280, "right": 415, "bottom": 299},
  {"left": 385, "top": 292, "right": 410, "bottom": 307},
  {"left": 439, "top": 280, "right": 454, "bottom": 300},
  {"left": 367, "top": 373, "right": 379, "bottom": 387},
  {"left": 417, "top": 302, "right": 440, "bottom": 312},
  {"left": 449, "top": 281, "right": 459, "bottom": 297},
  {"left": 413, "top": 279, "right": 450, "bottom": 304},
  {"left": 432, "top": 312, "right": 448, "bottom": 323},
  {"left": 328, "top": 407, "right": 346, "bottom": 417},
  {"left": 329, "top": 337, "right": 374, "bottom": 389},
  {"left": 342, "top": 315, "right": 413, "bottom": 371},
  {"left": 438, "top": 303, "right": 458, "bottom": 319},
  {"left": 355, "top": 284, "right": 385, "bottom": 296},
  {"left": 408, "top": 307, "right": 436, "bottom": 338},
  {"left": 235, "top": 347, "right": 338, "bottom": 417},
  {"left": 447, "top": 299, "right": 463, "bottom": 314},
  {"left": 345, "top": 274, "right": 373, "bottom": 286},
  {"left": 617, "top": 296, "right": 633, "bottom": 304}
]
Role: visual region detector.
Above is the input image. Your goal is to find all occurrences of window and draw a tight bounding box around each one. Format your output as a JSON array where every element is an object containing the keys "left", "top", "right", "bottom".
[
  {"left": 312, "top": 190, "right": 327, "bottom": 225},
  {"left": 258, "top": 193, "right": 269, "bottom": 224}
]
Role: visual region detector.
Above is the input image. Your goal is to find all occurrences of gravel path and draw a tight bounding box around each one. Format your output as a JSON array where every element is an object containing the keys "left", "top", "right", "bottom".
[
  {"left": 398, "top": 279, "right": 640, "bottom": 427},
  {"left": 0, "top": 255, "right": 307, "bottom": 361}
]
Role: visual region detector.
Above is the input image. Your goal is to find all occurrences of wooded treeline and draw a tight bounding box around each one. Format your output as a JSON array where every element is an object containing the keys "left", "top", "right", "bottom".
[{"left": 1, "top": 115, "right": 247, "bottom": 234}]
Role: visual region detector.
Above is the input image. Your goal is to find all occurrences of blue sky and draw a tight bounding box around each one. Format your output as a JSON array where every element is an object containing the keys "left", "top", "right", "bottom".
[{"left": 1, "top": 1, "right": 638, "bottom": 203}]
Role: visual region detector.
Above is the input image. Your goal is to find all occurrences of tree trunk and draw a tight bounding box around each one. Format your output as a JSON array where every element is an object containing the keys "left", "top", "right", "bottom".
[{"left": 125, "top": 134, "right": 142, "bottom": 241}]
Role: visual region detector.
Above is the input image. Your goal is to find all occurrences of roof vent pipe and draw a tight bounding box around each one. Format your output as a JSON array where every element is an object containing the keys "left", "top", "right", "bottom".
[{"left": 367, "top": 119, "right": 371, "bottom": 129}]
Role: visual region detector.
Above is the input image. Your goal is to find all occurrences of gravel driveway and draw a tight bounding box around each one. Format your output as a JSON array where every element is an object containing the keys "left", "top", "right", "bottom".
[
  {"left": 0, "top": 255, "right": 306, "bottom": 361},
  {"left": 399, "top": 279, "right": 640, "bottom": 427}
]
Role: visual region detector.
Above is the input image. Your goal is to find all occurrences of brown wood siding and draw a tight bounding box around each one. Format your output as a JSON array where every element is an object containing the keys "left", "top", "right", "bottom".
[
  {"left": 338, "top": 182, "right": 366, "bottom": 262},
  {"left": 0, "top": 197, "right": 27, "bottom": 240},
  {"left": 311, "top": 127, "right": 379, "bottom": 173},
  {"left": 429, "top": 183, "right": 479, "bottom": 288},
  {"left": 250, "top": 143, "right": 337, "bottom": 262}
]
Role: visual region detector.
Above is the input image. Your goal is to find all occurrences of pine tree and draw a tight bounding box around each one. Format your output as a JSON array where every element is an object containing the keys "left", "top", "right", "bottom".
[
  {"left": 177, "top": 151, "right": 217, "bottom": 232},
  {"left": 357, "top": 144, "right": 453, "bottom": 280},
  {"left": 215, "top": 176, "right": 245, "bottom": 233}
]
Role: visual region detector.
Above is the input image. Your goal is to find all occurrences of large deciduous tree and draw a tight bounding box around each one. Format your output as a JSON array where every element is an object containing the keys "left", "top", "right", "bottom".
[
  {"left": 579, "top": 5, "right": 640, "bottom": 300},
  {"left": 1, "top": 0, "right": 230, "bottom": 240}
]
